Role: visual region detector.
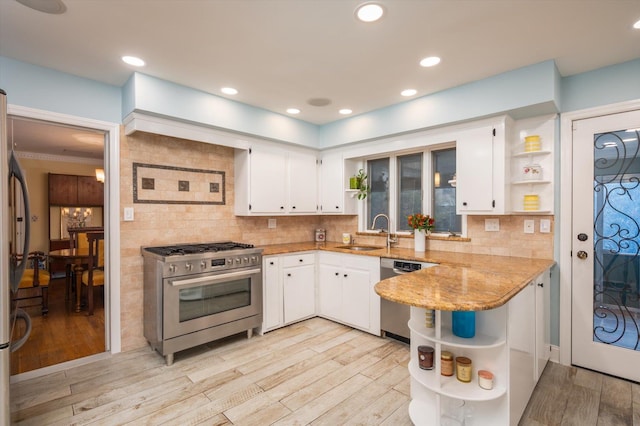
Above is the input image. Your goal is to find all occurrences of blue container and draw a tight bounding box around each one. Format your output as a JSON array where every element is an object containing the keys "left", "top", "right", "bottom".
[{"left": 452, "top": 311, "right": 475, "bottom": 338}]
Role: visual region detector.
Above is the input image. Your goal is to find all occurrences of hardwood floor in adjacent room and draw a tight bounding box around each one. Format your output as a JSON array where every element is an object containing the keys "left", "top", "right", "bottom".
[
  {"left": 10, "top": 317, "right": 640, "bottom": 425},
  {"left": 10, "top": 276, "right": 105, "bottom": 375}
]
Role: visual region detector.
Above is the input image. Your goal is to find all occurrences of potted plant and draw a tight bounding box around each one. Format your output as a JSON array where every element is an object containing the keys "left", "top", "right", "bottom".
[
  {"left": 407, "top": 213, "right": 435, "bottom": 252},
  {"left": 349, "top": 169, "right": 369, "bottom": 200}
]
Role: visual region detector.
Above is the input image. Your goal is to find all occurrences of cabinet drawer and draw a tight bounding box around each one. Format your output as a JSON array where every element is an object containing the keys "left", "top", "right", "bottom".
[{"left": 283, "top": 253, "right": 315, "bottom": 268}]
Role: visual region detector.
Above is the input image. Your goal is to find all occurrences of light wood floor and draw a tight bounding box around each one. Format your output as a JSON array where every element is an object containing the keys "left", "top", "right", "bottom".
[
  {"left": 10, "top": 317, "right": 640, "bottom": 425},
  {"left": 10, "top": 277, "right": 105, "bottom": 375}
]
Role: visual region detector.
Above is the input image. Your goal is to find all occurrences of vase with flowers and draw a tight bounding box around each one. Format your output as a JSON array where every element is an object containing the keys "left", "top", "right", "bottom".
[{"left": 407, "top": 213, "right": 435, "bottom": 252}]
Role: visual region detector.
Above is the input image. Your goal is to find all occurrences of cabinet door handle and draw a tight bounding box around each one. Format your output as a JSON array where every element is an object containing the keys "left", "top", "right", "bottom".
[
  {"left": 299, "top": 258, "right": 304, "bottom": 262},
  {"left": 462, "top": 201, "right": 468, "bottom": 206},
  {"left": 537, "top": 283, "right": 544, "bottom": 287},
  {"left": 335, "top": 272, "right": 339, "bottom": 276},
  {"left": 280, "top": 206, "right": 284, "bottom": 210},
  {"left": 335, "top": 206, "right": 339, "bottom": 209},
  {"left": 344, "top": 274, "right": 348, "bottom": 278},
  {"left": 269, "top": 261, "right": 274, "bottom": 265},
  {"left": 292, "top": 206, "right": 296, "bottom": 209},
  {"left": 287, "top": 273, "right": 292, "bottom": 277}
]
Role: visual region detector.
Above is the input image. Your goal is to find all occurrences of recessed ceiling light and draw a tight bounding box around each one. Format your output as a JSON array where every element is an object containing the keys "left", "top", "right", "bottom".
[
  {"left": 634, "top": 19, "right": 640, "bottom": 29},
  {"left": 420, "top": 56, "right": 441, "bottom": 67},
  {"left": 287, "top": 108, "right": 301, "bottom": 115},
  {"left": 339, "top": 109, "right": 353, "bottom": 115},
  {"left": 355, "top": 2, "right": 384, "bottom": 23},
  {"left": 221, "top": 87, "right": 238, "bottom": 95},
  {"left": 16, "top": 0, "right": 66, "bottom": 14},
  {"left": 401, "top": 89, "right": 417, "bottom": 97},
  {"left": 122, "top": 56, "right": 145, "bottom": 67}
]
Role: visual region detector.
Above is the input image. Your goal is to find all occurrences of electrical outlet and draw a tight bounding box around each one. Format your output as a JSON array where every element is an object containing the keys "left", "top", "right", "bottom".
[
  {"left": 485, "top": 218, "right": 500, "bottom": 231},
  {"left": 124, "top": 207, "right": 134, "bottom": 221},
  {"left": 540, "top": 219, "right": 551, "bottom": 233},
  {"left": 268, "top": 218, "right": 276, "bottom": 229},
  {"left": 524, "top": 219, "right": 535, "bottom": 234}
]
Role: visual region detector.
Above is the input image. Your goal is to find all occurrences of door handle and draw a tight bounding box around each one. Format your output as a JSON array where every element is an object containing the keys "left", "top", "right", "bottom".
[{"left": 577, "top": 250, "right": 588, "bottom": 260}]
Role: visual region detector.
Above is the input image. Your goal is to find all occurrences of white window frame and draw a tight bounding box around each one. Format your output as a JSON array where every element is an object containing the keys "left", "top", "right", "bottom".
[{"left": 360, "top": 142, "right": 463, "bottom": 237}]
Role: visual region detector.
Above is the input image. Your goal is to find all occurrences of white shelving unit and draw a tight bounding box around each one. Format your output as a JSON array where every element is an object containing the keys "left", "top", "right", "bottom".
[
  {"left": 408, "top": 307, "right": 511, "bottom": 425},
  {"left": 510, "top": 116, "right": 556, "bottom": 214}
]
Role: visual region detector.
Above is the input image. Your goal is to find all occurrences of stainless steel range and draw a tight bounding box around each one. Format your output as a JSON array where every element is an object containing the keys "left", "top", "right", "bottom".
[{"left": 141, "top": 241, "right": 262, "bottom": 365}]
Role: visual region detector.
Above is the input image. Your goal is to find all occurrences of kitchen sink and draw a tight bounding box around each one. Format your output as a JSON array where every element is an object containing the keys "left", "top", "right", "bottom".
[{"left": 335, "top": 245, "right": 382, "bottom": 251}]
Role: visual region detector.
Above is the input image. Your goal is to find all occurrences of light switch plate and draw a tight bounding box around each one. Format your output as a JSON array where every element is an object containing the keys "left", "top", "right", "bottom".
[
  {"left": 124, "top": 207, "right": 134, "bottom": 221},
  {"left": 485, "top": 218, "right": 500, "bottom": 231},
  {"left": 524, "top": 219, "right": 535, "bottom": 234},
  {"left": 268, "top": 218, "right": 276, "bottom": 229},
  {"left": 540, "top": 219, "right": 551, "bottom": 233}
]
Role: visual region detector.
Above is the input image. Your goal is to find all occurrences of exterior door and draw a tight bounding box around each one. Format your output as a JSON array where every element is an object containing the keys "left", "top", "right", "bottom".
[{"left": 572, "top": 109, "right": 640, "bottom": 381}]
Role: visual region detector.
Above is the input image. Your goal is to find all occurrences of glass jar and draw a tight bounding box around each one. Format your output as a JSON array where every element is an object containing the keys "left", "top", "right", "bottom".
[
  {"left": 478, "top": 369, "right": 494, "bottom": 390},
  {"left": 441, "top": 351, "right": 454, "bottom": 376},
  {"left": 456, "top": 356, "right": 472, "bottom": 383},
  {"left": 418, "top": 345, "right": 434, "bottom": 370}
]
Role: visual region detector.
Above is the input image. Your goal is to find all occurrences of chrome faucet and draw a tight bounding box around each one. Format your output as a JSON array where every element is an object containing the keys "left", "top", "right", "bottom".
[{"left": 371, "top": 213, "right": 397, "bottom": 250}]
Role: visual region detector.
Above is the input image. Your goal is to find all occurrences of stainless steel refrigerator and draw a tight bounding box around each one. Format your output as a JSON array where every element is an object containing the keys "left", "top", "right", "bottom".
[{"left": 1, "top": 88, "right": 32, "bottom": 426}]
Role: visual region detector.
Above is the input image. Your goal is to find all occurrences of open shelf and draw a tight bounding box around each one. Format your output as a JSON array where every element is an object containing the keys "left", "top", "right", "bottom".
[
  {"left": 512, "top": 209, "right": 552, "bottom": 214},
  {"left": 512, "top": 149, "right": 552, "bottom": 158},
  {"left": 511, "top": 180, "right": 551, "bottom": 185},
  {"left": 409, "top": 362, "right": 507, "bottom": 402},
  {"left": 409, "top": 319, "right": 506, "bottom": 349}
]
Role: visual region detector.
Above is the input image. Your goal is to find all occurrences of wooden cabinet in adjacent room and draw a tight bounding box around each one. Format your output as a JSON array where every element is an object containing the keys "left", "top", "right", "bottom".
[
  {"left": 77, "top": 175, "right": 104, "bottom": 205},
  {"left": 49, "top": 173, "right": 104, "bottom": 206}
]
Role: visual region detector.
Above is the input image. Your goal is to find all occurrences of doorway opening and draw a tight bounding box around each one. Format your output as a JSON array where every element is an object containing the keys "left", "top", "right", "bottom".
[{"left": 8, "top": 114, "right": 109, "bottom": 375}]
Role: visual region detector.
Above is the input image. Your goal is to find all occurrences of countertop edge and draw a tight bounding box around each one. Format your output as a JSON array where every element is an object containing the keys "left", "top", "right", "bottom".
[{"left": 258, "top": 241, "right": 556, "bottom": 311}]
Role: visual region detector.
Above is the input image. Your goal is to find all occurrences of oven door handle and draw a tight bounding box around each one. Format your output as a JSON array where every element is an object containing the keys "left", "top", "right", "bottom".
[{"left": 170, "top": 268, "right": 261, "bottom": 287}]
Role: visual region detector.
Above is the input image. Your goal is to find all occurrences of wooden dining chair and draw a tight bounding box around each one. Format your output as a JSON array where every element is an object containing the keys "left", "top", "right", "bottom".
[
  {"left": 81, "top": 231, "right": 104, "bottom": 315},
  {"left": 13, "top": 251, "right": 51, "bottom": 316},
  {"left": 66, "top": 228, "right": 89, "bottom": 300}
]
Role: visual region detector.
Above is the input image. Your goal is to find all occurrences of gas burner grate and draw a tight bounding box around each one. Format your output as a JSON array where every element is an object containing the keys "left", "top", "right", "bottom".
[{"left": 144, "top": 241, "right": 255, "bottom": 257}]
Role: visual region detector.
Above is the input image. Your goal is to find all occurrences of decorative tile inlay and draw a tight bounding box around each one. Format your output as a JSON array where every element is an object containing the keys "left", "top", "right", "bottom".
[
  {"left": 141, "top": 178, "right": 155, "bottom": 190},
  {"left": 133, "top": 163, "right": 225, "bottom": 204}
]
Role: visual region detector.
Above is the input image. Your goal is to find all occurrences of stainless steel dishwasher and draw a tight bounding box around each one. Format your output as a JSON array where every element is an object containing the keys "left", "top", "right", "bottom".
[{"left": 380, "top": 257, "right": 437, "bottom": 342}]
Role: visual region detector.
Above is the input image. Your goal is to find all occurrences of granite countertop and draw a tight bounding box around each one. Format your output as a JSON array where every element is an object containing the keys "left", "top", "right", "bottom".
[{"left": 258, "top": 241, "right": 555, "bottom": 311}]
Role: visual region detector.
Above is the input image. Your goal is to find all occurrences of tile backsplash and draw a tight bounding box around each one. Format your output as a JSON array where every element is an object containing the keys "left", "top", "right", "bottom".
[{"left": 119, "top": 130, "right": 554, "bottom": 351}]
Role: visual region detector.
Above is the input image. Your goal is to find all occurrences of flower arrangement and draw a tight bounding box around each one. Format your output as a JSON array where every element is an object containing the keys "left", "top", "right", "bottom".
[{"left": 407, "top": 213, "right": 435, "bottom": 232}]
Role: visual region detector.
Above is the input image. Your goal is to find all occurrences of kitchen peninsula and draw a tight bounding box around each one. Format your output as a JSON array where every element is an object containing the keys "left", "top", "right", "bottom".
[
  {"left": 373, "top": 250, "right": 554, "bottom": 426},
  {"left": 261, "top": 241, "right": 554, "bottom": 425}
]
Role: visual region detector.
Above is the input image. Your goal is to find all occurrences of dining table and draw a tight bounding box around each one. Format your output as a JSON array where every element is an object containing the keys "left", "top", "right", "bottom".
[{"left": 48, "top": 247, "right": 92, "bottom": 313}]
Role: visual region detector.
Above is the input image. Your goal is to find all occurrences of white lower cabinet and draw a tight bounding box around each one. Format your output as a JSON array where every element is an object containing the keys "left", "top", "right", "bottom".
[
  {"left": 408, "top": 268, "right": 550, "bottom": 426},
  {"left": 262, "top": 252, "right": 316, "bottom": 332},
  {"left": 263, "top": 256, "right": 282, "bottom": 331},
  {"left": 318, "top": 252, "right": 380, "bottom": 335},
  {"left": 535, "top": 270, "right": 551, "bottom": 380},
  {"left": 283, "top": 253, "right": 316, "bottom": 324}
]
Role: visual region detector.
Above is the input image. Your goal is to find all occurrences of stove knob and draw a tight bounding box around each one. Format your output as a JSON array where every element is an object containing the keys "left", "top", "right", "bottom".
[
  {"left": 227, "top": 258, "right": 233, "bottom": 266},
  {"left": 243, "top": 257, "right": 249, "bottom": 264},
  {"left": 185, "top": 263, "right": 193, "bottom": 271},
  {"left": 168, "top": 264, "right": 177, "bottom": 273},
  {"left": 200, "top": 261, "right": 207, "bottom": 269},
  {"left": 251, "top": 256, "right": 257, "bottom": 263}
]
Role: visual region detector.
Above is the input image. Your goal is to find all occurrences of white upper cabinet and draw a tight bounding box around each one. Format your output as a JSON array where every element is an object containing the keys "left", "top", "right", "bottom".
[
  {"left": 288, "top": 151, "right": 318, "bottom": 213},
  {"left": 456, "top": 118, "right": 510, "bottom": 215},
  {"left": 235, "top": 145, "right": 318, "bottom": 215}
]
